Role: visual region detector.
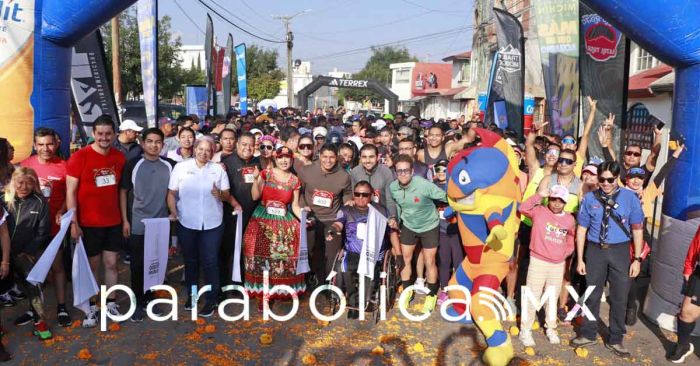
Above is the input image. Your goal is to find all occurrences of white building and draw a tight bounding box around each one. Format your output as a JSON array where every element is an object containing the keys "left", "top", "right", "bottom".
[
  {"left": 273, "top": 61, "right": 314, "bottom": 108},
  {"left": 179, "top": 45, "right": 205, "bottom": 70}
]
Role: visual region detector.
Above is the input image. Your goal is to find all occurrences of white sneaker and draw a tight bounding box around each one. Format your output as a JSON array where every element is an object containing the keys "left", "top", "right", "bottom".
[
  {"left": 546, "top": 328, "right": 560, "bottom": 344},
  {"left": 519, "top": 330, "right": 536, "bottom": 347},
  {"left": 414, "top": 278, "right": 429, "bottom": 295},
  {"left": 105, "top": 302, "right": 124, "bottom": 321},
  {"left": 82, "top": 305, "right": 98, "bottom": 328}
]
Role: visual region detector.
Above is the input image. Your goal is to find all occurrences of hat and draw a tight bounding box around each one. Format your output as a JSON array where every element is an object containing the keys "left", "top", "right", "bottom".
[
  {"left": 406, "top": 116, "right": 416, "bottom": 123},
  {"left": 419, "top": 120, "right": 433, "bottom": 128},
  {"left": 434, "top": 159, "right": 449, "bottom": 168},
  {"left": 371, "top": 119, "right": 386, "bottom": 130},
  {"left": 274, "top": 146, "right": 294, "bottom": 159},
  {"left": 209, "top": 133, "right": 220, "bottom": 143},
  {"left": 119, "top": 119, "right": 143, "bottom": 132},
  {"left": 312, "top": 126, "right": 328, "bottom": 139},
  {"left": 382, "top": 113, "right": 395, "bottom": 121},
  {"left": 249, "top": 128, "right": 263, "bottom": 136},
  {"left": 327, "top": 131, "right": 343, "bottom": 145},
  {"left": 158, "top": 117, "right": 174, "bottom": 125},
  {"left": 627, "top": 167, "right": 646, "bottom": 178},
  {"left": 549, "top": 185, "right": 570, "bottom": 203},
  {"left": 298, "top": 127, "right": 312, "bottom": 136},
  {"left": 582, "top": 164, "right": 598, "bottom": 175}
]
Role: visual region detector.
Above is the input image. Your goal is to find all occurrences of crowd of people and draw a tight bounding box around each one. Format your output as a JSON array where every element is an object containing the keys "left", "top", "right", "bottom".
[{"left": 0, "top": 98, "right": 697, "bottom": 363}]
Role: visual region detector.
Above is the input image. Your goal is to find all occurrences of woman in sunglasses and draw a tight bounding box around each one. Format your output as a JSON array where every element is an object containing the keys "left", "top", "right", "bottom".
[
  {"left": 244, "top": 146, "right": 304, "bottom": 312},
  {"left": 293, "top": 134, "right": 314, "bottom": 174},
  {"left": 258, "top": 135, "right": 277, "bottom": 171}
]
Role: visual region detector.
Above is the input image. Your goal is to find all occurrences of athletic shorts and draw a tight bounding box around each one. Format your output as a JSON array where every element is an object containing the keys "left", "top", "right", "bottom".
[
  {"left": 682, "top": 267, "right": 700, "bottom": 306},
  {"left": 82, "top": 225, "right": 123, "bottom": 257},
  {"left": 399, "top": 225, "right": 439, "bottom": 249}
]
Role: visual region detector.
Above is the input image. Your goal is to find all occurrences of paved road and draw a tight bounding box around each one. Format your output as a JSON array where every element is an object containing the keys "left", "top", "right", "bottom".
[{"left": 1, "top": 259, "right": 698, "bottom": 365}]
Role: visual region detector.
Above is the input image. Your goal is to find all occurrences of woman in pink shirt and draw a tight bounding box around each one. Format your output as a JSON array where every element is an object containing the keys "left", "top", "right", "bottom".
[{"left": 517, "top": 184, "right": 576, "bottom": 347}]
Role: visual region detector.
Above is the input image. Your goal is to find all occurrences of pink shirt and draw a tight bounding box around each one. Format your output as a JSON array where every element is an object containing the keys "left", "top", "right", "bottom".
[{"left": 519, "top": 193, "right": 575, "bottom": 264}]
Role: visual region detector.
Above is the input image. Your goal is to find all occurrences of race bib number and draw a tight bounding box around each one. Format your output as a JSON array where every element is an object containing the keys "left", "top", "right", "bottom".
[
  {"left": 41, "top": 186, "right": 52, "bottom": 198},
  {"left": 372, "top": 189, "right": 380, "bottom": 204},
  {"left": 356, "top": 222, "right": 367, "bottom": 240},
  {"left": 312, "top": 190, "right": 333, "bottom": 208},
  {"left": 242, "top": 167, "right": 256, "bottom": 184},
  {"left": 438, "top": 207, "right": 445, "bottom": 220},
  {"left": 95, "top": 174, "right": 116, "bottom": 187},
  {"left": 265, "top": 201, "right": 287, "bottom": 217}
]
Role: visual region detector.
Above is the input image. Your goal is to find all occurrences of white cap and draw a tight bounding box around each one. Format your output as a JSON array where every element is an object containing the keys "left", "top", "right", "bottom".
[
  {"left": 312, "top": 126, "right": 328, "bottom": 139},
  {"left": 372, "top": 119, "right": 386, "bottom": 130},
  {"left": 249, "top": 128, "right": 263, "bottom": 136},
  {"left": 119, "top": 119, "right": 143, "bottom": 132}
]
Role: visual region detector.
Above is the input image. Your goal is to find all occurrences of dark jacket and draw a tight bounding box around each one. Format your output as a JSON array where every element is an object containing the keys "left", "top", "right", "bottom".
[{"left": 1, "top": 193, "right": 50, "bottom": 255}]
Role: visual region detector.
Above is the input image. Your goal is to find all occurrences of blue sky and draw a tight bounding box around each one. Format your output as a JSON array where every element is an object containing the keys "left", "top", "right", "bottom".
[{"left": 158, "top": 0, "right": 474, "bottom": 74}]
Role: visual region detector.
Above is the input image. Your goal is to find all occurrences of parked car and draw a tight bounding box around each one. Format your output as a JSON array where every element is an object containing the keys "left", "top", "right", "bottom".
[{"left": 121, "top": 101, "right": 187, "bottom": 128}]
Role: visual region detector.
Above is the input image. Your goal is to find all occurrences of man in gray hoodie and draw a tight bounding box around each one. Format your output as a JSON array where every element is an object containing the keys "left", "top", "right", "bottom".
[{"left": 350, "top": 144, "right": 397, "bottom": 220}]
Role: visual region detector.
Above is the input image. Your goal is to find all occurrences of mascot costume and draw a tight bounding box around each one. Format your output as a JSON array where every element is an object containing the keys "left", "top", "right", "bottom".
[{"left": 443, "top": 128, "right": 521, "bottom": 366}]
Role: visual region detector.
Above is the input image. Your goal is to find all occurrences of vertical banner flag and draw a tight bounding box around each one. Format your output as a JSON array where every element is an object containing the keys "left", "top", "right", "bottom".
[
  {"left": 27, "top": 210, "right": 74, "bottom": 285},
  {"left": 484, "top": 52, "right": 500, "bottom": 125},
  {"left": 70, "top": 30, "right": 120, "bottom": 136},
  {"left": 185, "top": 85, "right": 208, "bottom": 120},
  {"left": 205, "top": 14, "right": 214, "bottom": 116},
  {"left": 533, "top": 0, "right": 579, "bottom": 136},
  {"left": 142, "top": 218, "right": 170, "bottom": 293},
  {"left": 579, "top": 2, "right": 628, "bottom": 161},
  {"left": 222, "top": 34, "right": 233, "bottom": 115},
  {"left": 231, "top": 210, "right": 243, "bottom": 282},
  {"left": 297, "top": 209, "right": 310, "bottom": 275},
  {"left": 489, "top": 8, "right": 525, "bottom": 139},
  {"left": 73, "top": 238, "right": 99, "bottom": 315},
  {"left": 137, "top": 0, "right": 158, "bottom": 128},
  {"left": 234, "top": 43, "right": 248, "bottom": 116},
  {"left": 215, "top": 47, "right": 226, "bottom": 115}
]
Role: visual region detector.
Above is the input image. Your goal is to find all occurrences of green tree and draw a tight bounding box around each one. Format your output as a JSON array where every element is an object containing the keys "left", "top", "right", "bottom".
[
  {"left": 101, "top": 9, "right": 204, "bottom": 101},
  {"left": 342, "top": 46, "right": 418, "bottom": 102},
  {"left": 231, "top": 44, "right": 284, "bottom": 102}
]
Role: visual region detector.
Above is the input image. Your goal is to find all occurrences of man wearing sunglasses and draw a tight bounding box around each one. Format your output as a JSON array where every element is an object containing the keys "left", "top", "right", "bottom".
[
  {"left": 390, "top": 154, "right": 448, "bottom": 314},
  {"left": 351, "top": 145, "right": 397, "bottom": 219},
  {"left": 618, "top": 124, "right": 663, "bottom": 185},
  {"left": 573, "top": 161, "right": 644, "bottom": 357},
  {"left": 397, "top": 139, "right": 429, "bottom": 179}
]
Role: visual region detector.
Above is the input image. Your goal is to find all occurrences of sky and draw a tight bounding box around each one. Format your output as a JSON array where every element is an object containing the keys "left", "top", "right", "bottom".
[{"left": 158, "top": 0, "right": 475, "bottom": 75}]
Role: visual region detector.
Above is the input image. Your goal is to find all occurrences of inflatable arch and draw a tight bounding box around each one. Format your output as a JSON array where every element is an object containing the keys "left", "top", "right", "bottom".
[{"left": 0, "top": 0, "right": 137, "bottom": 161}]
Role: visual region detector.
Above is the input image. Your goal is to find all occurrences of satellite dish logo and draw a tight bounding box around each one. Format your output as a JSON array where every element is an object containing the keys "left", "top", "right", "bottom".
[{"left": 477, "top": 287, "right": 516, "bottom": 321}]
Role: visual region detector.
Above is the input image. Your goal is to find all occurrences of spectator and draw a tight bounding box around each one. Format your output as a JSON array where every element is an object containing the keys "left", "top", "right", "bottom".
[
  {"left": 113, "top": 119, "right": 143, "bottom": 161},
  {"left": 166, "top": 127, "right": 195, "bottom": 162}
]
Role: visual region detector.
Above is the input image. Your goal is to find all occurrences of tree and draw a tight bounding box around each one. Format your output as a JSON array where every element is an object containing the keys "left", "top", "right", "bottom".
[
  {"left": 101, "top": 8, "right": 204, "bottom": 101},
  {"left": 342, "top": 46, "right": 418, "bottom": 103},
  {"left": 231, "top": 44, "right": 284, "bottom": 102}
]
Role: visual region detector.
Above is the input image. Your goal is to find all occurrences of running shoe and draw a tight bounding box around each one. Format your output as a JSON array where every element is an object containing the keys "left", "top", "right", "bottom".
[
  {"left": 130, "top": 306, "right": 145, "bottom": 323},
  {"left": 519, "top": 330, "right": 536, "bottom": 347},
  {"left": 82, "top": 305, "right": 98, "bottom": 328},
  {"left": 668, "top": 343, "right": 694, "bottom": 363},
  {"left": 437, "top": 291, "right": 449, "bottom": 306},
  {"left": 414, "top": 278, "right": 429, "bottom": 295},
  {"left": 57, "top": 306, "right": 71, "bottom": 327},
  {"left": 8, "top": 285, "right": 26, "bottom": 301},
  {"left": 400, "top": 289, "right": 414, "bottom": 310},
  {"left": 422, "top": 294, "right": 437, "bottom": 314},
  {"left": 198, "top": 303, "right": 216, "bottom": 318},
  {"left": 14, "top": 310, "right": 36, "bottom": 326},
  {"left": 105, "top": 302, "right": 124, "bottom": 321},
  {"left": 33, "top": 321, "right": 52, "bottom": 341},
  {"left": 546, "top": 328, "right": 561, "bottom": 344},
  {"left": 0, "top": 293, "right": 16, "bottom": 308}
]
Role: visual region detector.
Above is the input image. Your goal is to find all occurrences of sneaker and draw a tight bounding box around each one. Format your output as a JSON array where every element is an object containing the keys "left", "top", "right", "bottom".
[
  {"left": 33, "top": 321, "right": 52, "bottom": 341},
  {"left": 570, "top": 336, "right": 596, "bottom": 348},
  {"left": 625, "top": 303, "right": 638, "bottom": 326},
  {"left": 437, "top": 291, "right": 449, "bottom": 306},
  {"left": 105, "top": 301, "right": 124, "bottom": 321},
  {"left": 122, "top": 254, "right": 131, "bottom": 265},
  {"left": 347, "top": 309, "right": 360, "bottom": 320},
  {"left": 198, "top": 303, "right": 216, "bottom": 318},
  {"left": 605, "top": 342, "right": 631, "bottom": 357},
  {"left": 557, "top": 307, "right": 570, "bottom": 324},
  {"left": 147, "top": 303, "right": 165, "bottom": 317},
  {"left": 8, "top": 285, "right": 26, "bottom": 301},
  {"left": 506, "top": 297, "right": 518, "bottom": 317},
  {"left": 82, "top": 305, "right": 98, "bottom": 328},
  {"left": 422, "top": 294, "right": 438, "bottom": 314},
  {"left": 57, "top": 306, "right": 71, "bottom": 327},
  {"left": 414, "top": 278, "right": 429, "bottom": 295},
  {"left": 130, "top": 306, "right": 145, "bottom": 323},
  {"left": 546, "top": 329, "right": 561, "bottom": 344},
  {"left": 14, "top": 310, "right": 36, "bottom": 326},
  {"left": 0, "top": 293, "right": 15, "bottom": 307},
  {"left": 400, "top": 289, "right": 414, "bottom": 310},
  {"left": 184, "top": 296, "right": 194, "bottom": 311},
  {"left": 519, "top": 330, "right": 536, "bottom": 347},
  {"left": 668, "top": 343, "right": 695, "bottom": 363}
]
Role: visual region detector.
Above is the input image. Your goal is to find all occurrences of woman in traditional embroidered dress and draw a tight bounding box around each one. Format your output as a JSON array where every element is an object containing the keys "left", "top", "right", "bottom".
[{"left": 244, "top": 146, "right": 305, "bottom": 311}]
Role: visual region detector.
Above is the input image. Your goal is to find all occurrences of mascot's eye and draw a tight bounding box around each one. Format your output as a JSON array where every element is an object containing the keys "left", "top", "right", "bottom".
[{"left": 458, "top": 170, "right": 471, "bottom": 185}]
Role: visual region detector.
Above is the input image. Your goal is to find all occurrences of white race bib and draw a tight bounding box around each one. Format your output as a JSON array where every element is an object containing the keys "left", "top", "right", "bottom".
[
  {"left": 312, "top": 190, "right": 333, "bottom": 208},
  {"left": 265, "top": 201, "right": 287, "bottom": 217},
  {"left": 438, "top": 207, "right": 445, "bottom": 220},
  {"left": 356, "top": 222, "right": 367, "bottom": 240},
  {"left": 41, "top": 186, "right": 52, "bottom": 198},
  {"left": 241, "top": 167, "right": 255, "bottom": 184},
  {"left": 95, "top": 174, "right": 116, "bottom": 187}
]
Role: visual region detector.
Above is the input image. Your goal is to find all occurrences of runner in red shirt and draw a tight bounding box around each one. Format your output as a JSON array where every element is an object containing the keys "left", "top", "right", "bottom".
[
  {"left": 19, "top": 128, "right": 71, "bottom": 327},
  {"left": 66, "top": 115, "right": 126, "bottom": 328}
]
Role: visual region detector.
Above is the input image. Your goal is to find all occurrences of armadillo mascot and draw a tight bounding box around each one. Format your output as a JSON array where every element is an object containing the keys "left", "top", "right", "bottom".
[{"left": 442, "top": 128, "right": 521, "bottom": 366}]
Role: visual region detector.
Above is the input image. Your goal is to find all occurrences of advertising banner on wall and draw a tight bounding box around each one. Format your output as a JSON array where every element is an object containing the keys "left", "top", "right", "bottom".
[
  {"left": 70, "top": 30, "right": 120, "bottom": 136},
  {"left": 533, "top": 0, "right": 579, "bottom": 136},
  {"left": 234, "top": 43, "right": 248, "bottom": 115},
  {"left": 411, "top": 63, "right": 452, "bottom": 95},
  {"left": 580, "top": 2, "right": 628, "bottom": 161},
  {"left": 137, "top": 0, "right": 158, "bottom": 128},
  {"left": 185, "top": 85, "right": 208, "bottom": 120}
]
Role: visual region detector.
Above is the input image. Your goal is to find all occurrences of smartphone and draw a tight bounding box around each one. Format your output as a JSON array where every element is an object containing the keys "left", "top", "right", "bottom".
[{"left": 656, "top": 121, "right": 665, "bottom": 130}]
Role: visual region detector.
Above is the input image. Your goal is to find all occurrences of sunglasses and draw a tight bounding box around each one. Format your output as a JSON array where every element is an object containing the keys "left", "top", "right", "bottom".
[
  {"left": 315, "top": 136, "right": 326, "bottom": 140},
  {"left": 562, "top": 137, "right": 576, "bottom": 145},
  {"left": 546, "top": 149, "right": 560, "bottom": 157},
  {"left": 260, "top": 145, "right": 274, "bottom": 151},
  {"left": 396, "top": 168, "right": 412, "bottom": 176},
  {"left": 625, "top": 151, "right": 642, "bottom": 157},
  {"left": 299, "top": 144, "right": 313, "bottom": 150},
  {"left": 557, "top": 157, "right": 575, "bottom": 166},
  {"left": 434, "top": 166, "right": 447, "bottom": 173},
  {"left": 599, "top": 177, "right": 617, "bottom": 184},
  {"left": 353, "top": 192, "right": 371, "bottom": 198}
]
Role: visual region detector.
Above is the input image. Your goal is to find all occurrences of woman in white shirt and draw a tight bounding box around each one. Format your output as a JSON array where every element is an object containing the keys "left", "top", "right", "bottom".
[
  {"left": 166, "top": 127, "right": 195, "bottom": 162},
  {"left": 167, "top": 136, "right": 241, "bottom": 317}
]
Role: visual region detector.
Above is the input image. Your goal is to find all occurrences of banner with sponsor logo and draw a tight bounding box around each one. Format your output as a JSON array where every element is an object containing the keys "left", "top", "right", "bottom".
[
  {"left": 185, "top": 85, "right": 208, "bottom": 120},
  {"left": 70, "top": 30, "right": 120, "bottom": 136},
  {"left": 234, "top": 43, "right": 248, "bottom": 116},
  {"left": 533, "top": 0, "right": 579, "bottom": 136},
  {"left": 580, "top": 2, "right": 628, "bottom": 162},
  {"left": 485, "top": 8, "right": 524, "bottom": 139},
  {"left": 142, "top": 218, "right": 170, "bottom": 293},
  {"left": 205, "top": 14, "right": 214, "bottom": 115},
  {"left": 137, "top": 0, "right": 158, "bottom": 128},
  {"left": 222, "top": 34, "right": 233, "bottom": 116}
]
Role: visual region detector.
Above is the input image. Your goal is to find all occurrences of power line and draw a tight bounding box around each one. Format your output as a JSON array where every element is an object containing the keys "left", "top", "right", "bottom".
[
  {"left": 238, "top": 0, "right": 274, "bottom": 24},
  {"left": 196, "top": 0, "right": 286, "bottom": 43},
  {"left": 208, "top": 0, "right": 281, "bottom": 39},
  {"left": 174, "top": 0, "right": 204, "bottom": 35},
  {"left": 398, "top": 0, "right": 470, "bottom": 14}
]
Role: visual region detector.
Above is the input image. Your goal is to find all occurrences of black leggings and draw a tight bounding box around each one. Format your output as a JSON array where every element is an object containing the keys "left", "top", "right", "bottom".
[{"left": 11, "top": 253, "right": 45, "bottom": 320}]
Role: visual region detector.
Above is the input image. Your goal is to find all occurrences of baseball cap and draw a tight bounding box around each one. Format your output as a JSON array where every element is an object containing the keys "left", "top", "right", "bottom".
[
  {"left": 249, "top": 128, "right": 263, "bottom": 136},
  {"left": 582, "top": 164, "right": 598, "bottom": 176},
  {"left": 298, "top": 127, "right": 312, "bottom": 136},
  {"left": 406, "top": 116, "right": 416, "bottom": 123},
  {"left": 549, "top": 185, "right": 570, "bottom": 203},
  {"left": 327, "top": 131, "right": 343, "bottom": 145},
  {"left": 158, "top": 117, "right": 174, "bottom": 126},
  {"left": 119, "top": 119, "right": 143, "bottom": 132},
  {"left": 420, "top": 120, "right": 433, "bottom": 128},
  {"left": 382, "top": 113, "right": 394, "bottom": 121},
  {"left": 434, "top": 159, "right": 449, "bottom": 168},
  {"left": 372, "top": 119, "right": 386, "bottom": 130},
  {"left": 313, "top": 126, "right": 328, "bottom": 139},
  {"left": 627, "top": 167, "right": 646, "bottom": 178}
]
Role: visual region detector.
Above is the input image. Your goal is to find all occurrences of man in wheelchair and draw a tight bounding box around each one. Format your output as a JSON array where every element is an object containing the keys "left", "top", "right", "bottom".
[{"left": 326, "top": 180, "right": 391, "bottom": 319}]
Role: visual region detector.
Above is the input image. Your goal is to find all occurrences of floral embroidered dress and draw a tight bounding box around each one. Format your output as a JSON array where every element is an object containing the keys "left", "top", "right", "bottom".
[{"left": 243, "top": 169, "right": 305, "bottom": 299}]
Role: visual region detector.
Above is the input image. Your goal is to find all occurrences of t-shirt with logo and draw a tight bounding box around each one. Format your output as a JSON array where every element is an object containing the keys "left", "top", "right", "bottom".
[
  {"left": 519, "top": 193, "right": 575, "bottom": 264},
  {"left": 20, "top": 156, "right": 67, "bottom": 235},
  {"left": 67, "top": 146, "right": 125, "bottom": 227}
]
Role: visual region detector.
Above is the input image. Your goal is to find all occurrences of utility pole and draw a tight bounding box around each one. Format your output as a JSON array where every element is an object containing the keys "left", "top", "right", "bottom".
[
  {"left": 273, "top": 9, "right": 311, "bottom": 108},
  {"left": 111, "top": 15, "right": 122, "bottom": 120}
]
